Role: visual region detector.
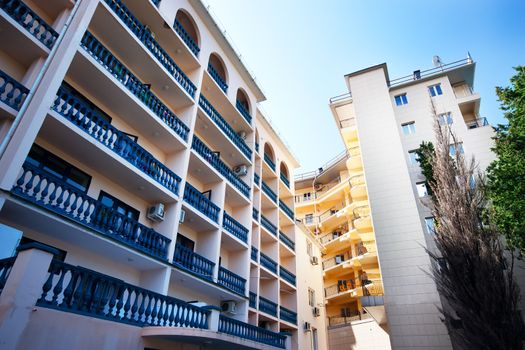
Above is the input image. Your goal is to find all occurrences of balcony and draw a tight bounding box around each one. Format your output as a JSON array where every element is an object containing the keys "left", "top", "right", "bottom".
[
  {"left": 279, "top": 231, "right": 295, "bottom": 251},
  {"left": 466, "top": 117, "right": 489, "bottom": 129},
  {"left": 251, "top": 246, "right": 258, "bottom": 262},
  {"left": 53, "top": 84, "right": 182, "bottom": 196},
  {"left": 217, "top": 266, "right": 246, "bottom": 295},
  {"left": 191, "top": 136, "right": 250, "bottom": 198},
  {"left": 255, "top": 142, "right": 259, "bottom": 153},
  {"left": 260, "top": 252, "right": 277, "bottom": 274},
  {"left": 0, "top": 69, "right": 28, "bottom": 113},
  {"left": 254, "top": 172, "right": 260, "bottom": 187},
  {"left": 207, "top": 63, "right": 228, "bottom": 93},
  {"left": 198, "top": 95, "right": 252, "bottom": 160},
  {"left": 235, "top": 100, "right": 252, "bottom": 124},
  {"left": 280, "top": 173, "right": 290, "bottom": 188},
  {"left": 279, "top": 306, "right": 297, "bottom": 325},
  {"left": 259, "top": 296, "right": 278, "bottom": 317},
  {"left": 323, "top": 251, "right": 352, "bottom": 270},
  {"left": 172, "top": 244, "right": 215, "bottom": 281},
  {"left": 264, "top": 153, "right": 276, "bottom": 172},
  {"left": 183, "top": 182, "right": 220, "bottom": 223},
  {"left": 325, "top": 279, "right": 357, "bottom": 299},
  {"left": 1, "top": 0, "right": 58, "bottom": 49},
  {"left": 101, "top": 0, "right": 196, "bottom": 98},
  {"left": 279, "top": 266, "right": 296, "bottom": 286},
  {"left": 218, "top": 315, "right": 286, "bottom": 349},
  {"left": 80, "top": 32, "right": 190, "bottom": 142},
  {"left": 12, "top": 162, "right": 170, "bottom": 260},
  {"left": 262, "top": 181, "right": 277, "bottom": 203},
  {"left": 261, "top": 215, "right": 277, "bottom": 236},
  {"left": 249, "top": 292, "right": 257, "bottom": 308},
  {"left": 252, "top": 207, "right": 259, "bottom": 221},
  {"left": 173, "top": 17, "right": 200, "bottom": 57},
  {"left": 279, "top": 200, "right": 294, "bottom": 221},
  {"left": 222, "top": 212, "right": 248, "bottom": 243}
]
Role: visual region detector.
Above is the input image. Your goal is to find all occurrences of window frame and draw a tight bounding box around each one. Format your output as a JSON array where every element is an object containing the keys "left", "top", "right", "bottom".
[
  {"left": 449, "top": 143, "right": 464, "bottom": 157},
  {"left": 176, "top": 233, "right": 195, "bottom": 251},
  {"left": 401, "top": 121, "right": 416, "bottom": 135},
  {"left": 438, "top": 112, "right": 453, "bottom": 125},
  {"left": 98, "top": 190, "right": 140, "bottom": 221},
  {"left": 428, "top": 83, "right": 443, "bottom": 97},
  {"left": 424, "top": 217, "right": 435, "bottom": 235},
  {"left": 416, "top": 182, "right": 428, "bottom": 197},
  {"left": 408, "top": 150, "right": 419, "bottom": 165},
  {"left": 308, "top": 288, "right": 316, "bottom": 307},
  {"left": 394, "top": 93, "right": 408, "bottom": 106}
]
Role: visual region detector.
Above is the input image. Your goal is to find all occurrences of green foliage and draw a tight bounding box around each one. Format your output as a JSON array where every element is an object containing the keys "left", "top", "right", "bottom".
[
  {"left": 415, "top": 141, "right": 435, "bottom": 196},
  {"left": 487, "top": 66, "right": 525, "bottom": 255}
]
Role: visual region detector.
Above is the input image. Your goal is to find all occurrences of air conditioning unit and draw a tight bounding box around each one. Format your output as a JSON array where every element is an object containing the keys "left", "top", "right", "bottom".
[
  {"left": 179, "top": 209, "right": 186, "bottom": 223},
  {"left": 310, "top": 256, "right": 319, "bottom": 265},
  {"left": 221, "top": 301, "right": 237, "bottom": 315},
  {"left": 313, "top": 307, "right": 321, "bottom": 317},
  {"left": 237, "top": 131, "right": 247, "bottom": 140},
  {"left": 304, "top": 321, "right": 311, "bottom": 332},
  {"left": 233, "top": 165, "right": 248, "bottom": 176},
  {"left": 147, "top": 203, "right": 165, "bottom": 222}
]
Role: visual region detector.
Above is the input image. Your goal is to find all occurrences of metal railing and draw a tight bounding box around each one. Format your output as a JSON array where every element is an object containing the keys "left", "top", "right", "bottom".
[
  {"left": 259, "top": 252, "right": 277, "bottom": 274},
  {"left": 252, "top": 207, "right": 259, "bottom": 221},
  {"left": 325, "top": 278, "right": 356, "bottom": 298},
  {"left": 217, "top": 266, "right": 245, "bottom": 295},
  {"left": 466, "top": 117, "right": 489, "bottom": 129},
  {"left": 172, "top": 244, "right": 214, "bottom": 280},
  {"left": 322, "top": 251, "right": 352, "bottom": 270},
  {"left": 294, "top": 149, "right": 348, "bottom": 181},
  {"left": 259, "top": 296, "right": 277, "bottom": 317},
  {"left": 173, "top": 17, "right": 200, "bottom": 57},
  {"left": 329, "top": 92, "right": 352, "bottom": 104},
  {"left": 207, "top": 63, "right": 228, "bottom": 93},
  {"left": 183, "top": 182, "right": 220, "bottom": 223},
  {"left": 280, "top": 173, "right": 290, "bottom": 188},
  {"left": 0, "top": 69, "right": 29, "bottom": 111},
  {"left": 222, "top": 211, "right": 248, "bottom": 243},
  {"left": 253, "top": 172, "right": 260, "bottom": 186}
]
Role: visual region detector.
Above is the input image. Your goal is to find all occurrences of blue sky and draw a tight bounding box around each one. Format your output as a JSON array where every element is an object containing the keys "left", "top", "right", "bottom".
[{"left": 205, "top": 0, "right": 525, "bottom": 173}]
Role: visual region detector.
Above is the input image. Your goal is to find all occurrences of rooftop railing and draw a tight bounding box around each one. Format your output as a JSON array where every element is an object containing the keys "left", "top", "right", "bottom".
[
  {"left": 235, "top": 100, "right": 252, "bottom": 124},
  {"left": 279, "top": 199, "right": 294, "bottom": 220},
  {"left": 222, "top": 212, "right": 248, "bottom": 243},
  {"left": 173, "top": 17, "right": 200, "bottom": 57},
  {"left": 102, "top": 0, "right": 196, "bottom": 97},
  {"left": 260, "top": 215, "right": 277, "bottom": 236},
  {"left": 279, "top": 306, "right": 297, "bottom": 325},
  {"left": 217, "top": 266, "right": 246, "bottom": 295},
  {"left": 207, "top": 64, "right": 228, "bottom": 93},
  {"left": 172, "top": 244, "right": 215, "bottom": 280},
  {"left": 258, "top": 296, "right": 277, "bottom": 317},
  {"left": 12, "top": 162, "right": 170, "bottom": 260},
  {"left": 261, "top": 181, "right": 277, "bottom": 203},
  {"left": 0, "top": 69, "right": 29, "bottom": 111},
  {"left": 183, "top": 182, "right": 220, "bottom": 223},
  {"left": 259, "top": 252, "right": 277, "bottom": 274},
  {"left": 294, "top": 149, "right": 348, "bottom": 181},
  {"left": 218, "top": 315, "right": 286, "bottom": 349}
]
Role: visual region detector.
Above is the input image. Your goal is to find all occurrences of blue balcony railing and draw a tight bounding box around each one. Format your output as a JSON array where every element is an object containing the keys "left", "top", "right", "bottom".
[
  {"left": 260, "top": 252, "right": 277, "bottom": 274},
  {"left": 80, "top": 32, "right": 190, "bottom": 142},
  {"left": 264, "top": 153, "right": 276, "bottom": 171},
  {"left": 0, "top": 257, "right": 15, "bottom": 295},
  {"left": 191, "top": 136, "right": 250, "bottom": 198},
  {"left": 151, "top": 0, "right": 161, "bottom": 6},
  {"left": 173, "top": 17, "right": 200, "bottom": 57},
  {"left": 53, "top": 84, "right": 182, "bottom": 195},
  {"left": 261, "top": 181, "right": 277, "bottom": 203},
  {"left": 235, "top": 100, "right": 252, "bottom": 124},
  {"left": 102, "top": 0, "right": 196, "bottom": 97},
  {"left": 279, "top": 266, "right": 296, "bottom": 286},
  {"left": 219, "top": 315, "right": 286, "bottom": 349},
  {"left": 279, "top": 199, "right": 294, "bottom": 220},
  {"left": 279, "top": 231, "right": 295, "bottom": 251},
  {"left": 207, "top": 64, "right": 228, "bottom": 93},
  {"left": 1, "top": 0, "right": 58, "bottom": 49},
  {"left": 0, "top": 69, "right": 29, "bottom": 111},
  {"left": 280, "top": 173, "right": 290, "bottom": 188},
  {"left": 259, "top": 296, "right": 277, "bottom": 317},
  {"left": 198, "top": 95, "right": 252, "bottom": 160},
  {"left": 12, "top": 163, "right": 170, "bottom": 260},
  {"left": 254, "top": 173, "right": 260, "bottom": 186},
  {"left": 183, "top": 182, "right": 220, "bottom": 223},
  {"left": 38, "top": 260, "right": 208, "bottom": 328},
  {"left": 280, "top": 306, "right": 297, "bottom": 325},
  {"left": 218, "top": 266, "right": 245, "bottom": 295},
  {"left": 261, "top": 215, "right": 277, "bottom": 236},
  {"left": 251, "top": 246, "right": 258, "bottom": 262},
  {"left": 223, "top": 212, "right": 248, "bottom": 243},
  {"left": 252, "top": 207, "right": 259, "bottom": 221},
  {"left": 255, "top": 142, "right": 259, "bottom": 153},
  {"left": 172, "top": 244, "right": 215, "bottom": 280},
  {"left": 249, "top": 291, "right": 257, "bottom": 308}
]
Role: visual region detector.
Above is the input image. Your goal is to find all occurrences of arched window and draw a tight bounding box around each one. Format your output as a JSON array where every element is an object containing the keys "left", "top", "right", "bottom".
[
  {"left": 208, "top": 53, "right": 228, "bottom": 93},
  {"left": 236, "top": 88, "right": 251, "bottom": 123},
  {"left": 280, "top": 162, "right": 289, "bottom": 181},
  {"left": 263, "top": 143, "right": 276, "bottom": 171},
  {"left": 174, "top": 10, "right": 200, "bottom": 57}
]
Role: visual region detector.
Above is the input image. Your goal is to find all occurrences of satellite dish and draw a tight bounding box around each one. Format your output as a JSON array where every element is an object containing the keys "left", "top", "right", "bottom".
[{"left": 432, "top": 55, "right": 443, "bottom": 67}]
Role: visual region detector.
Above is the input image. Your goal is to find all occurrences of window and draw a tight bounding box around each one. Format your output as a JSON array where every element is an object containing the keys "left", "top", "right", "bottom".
[
  {"left": 416, "top": 182, "right": 428, "bottom": 197},
  {"left": 27, "top": 144, "right": 92, "bottom": 193},
  {"left": 425, "top": 217, "right": 435, "bottom": 235},
  {"left": 449, "top": 143, "right": 464, "bottom": 157},
  {"left": 98, "top": 191, "right": 140, "bottom": 221},
  {"left": 312, "top": 328, "right": 319, "bottom": 350},
  {"left": 438, "top": 112, "right": 453, "bottom": 125},
  {"left": 305, "top": 213, "right": 314, "bottom": 224},
  {"left": 307, "top": 241, "right": 313, "bottom": 257},
  {"left": 401, "top": 122, "right": 416, "bottom": 135},
  {"left": 428, "top": 83, "right": 443, "bottom": 97},
  {"left": 303, "top": 192, "right": 312, "bottom": 201},
  {"left": 176, "top": 234, "right": 195, "bottom": 251},
  {"left": 308, "top": 288, "right": 316, "bottom": 307},
  {"left": 408, "top": 150, "right": 419, "bottom": 165},
  {"left": 394, "top": 93, "right": 408, "bottom": 106}
]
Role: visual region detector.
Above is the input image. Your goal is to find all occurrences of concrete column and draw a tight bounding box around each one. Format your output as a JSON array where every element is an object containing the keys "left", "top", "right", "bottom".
[
  {"left": 0, "top": 243, "right": 59, "bottom": 349},
  {"left": 203, "top": 305, "right": 221, "bottom": 332}
]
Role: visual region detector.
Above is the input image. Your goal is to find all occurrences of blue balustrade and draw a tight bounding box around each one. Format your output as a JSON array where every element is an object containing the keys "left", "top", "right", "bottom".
[
  {"left": 191, "top": 136, "right": 250, "bottom": 198},
  {"left": 255, "top": 142, "right": 259, "bottom": 153},
  {"left": 252, "top": 207, "right": 259, "bottom": 221},
  {"left": 279, "top": 199, "right": 294, "bottom": 220},
  {"left": 261, "top": 181, "right": 277, "bottom": 203},
  {"left": 279, "top": 306, "right": 297, "bottom": 325},
  {"left": 218, "top": 315, "right": 286, "bottom": 349},
  {"left": 254, "top": 173, "right": 260, "bottom": 186},
  {"left": 260, "top": 252, "right": 277, "bottom": 274},
  {"left": 38, "top": 260, "right": 208, "bottom": 328},
  {"left": 0, "top": 257, "right": 15, "bottom": 294},
  {"left": 280, "top": 173, "right": 290, "bottom": 188},
  {"left": 173, "top": 17, "right": 200, "bottom": 57},
  {"left": 264, "top": 153, "right": 276, "bottom": 171},
  {"left": 80, "top": 32, "right": 190, "bottom": 142},
  {"left": 12, "top": 162, "right": 171, "bottom": 260},
  {"left": 249, "top": 291, "right": 257, "bottom": 308},
  {"left": 207, "top": 64, "right": 228, "bottom": 93},
  {"left": 53, "top": 84, "right": 182, "bottom": 195},
  {"left": 102, "top": 0, "right": 196, "bottom": 97},
  {"left": 172, "top": 244, "right": 214, "bottom": 280},
  {"left": 279, "top": 266, "right": 296, "bottom": 286},
  {"left": 235, "top": 100, "right": 252, "bottom": 124},
  {"left": 1, "top": 0, "right": 58, "bottom": 49},
  {"left": 261, "top": 215, "right": 277, "bottom": 236},
  {"left": 223, "top": 212, "right": 248, "bottom": 243},
  {"left": 151, "top": 0, "right": 161, "bottom": 6},
  {"left": 0, "top": 69, "right": 29, "bottom": 110},
  {"left": 183, "top": 182, "right": 219, "bottom": 223},
  {"left": 259, "top": 296, "right": 277, "bottom": 317},
  {"left": 198, "top": 95, "right": 252, "bottom": 160},
  {"left": 251, "top": 246, "right": 258, "bottom": 262},
  {"left": 279, "top": 231, "right": 295, "bottom": 251},
  {"left": 218, "top": 266, "right": 245, "bottom": 295}
]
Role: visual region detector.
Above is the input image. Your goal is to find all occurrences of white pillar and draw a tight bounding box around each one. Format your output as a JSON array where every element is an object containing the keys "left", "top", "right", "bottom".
[{"left": 203, "top": 305, "right": 221, "bottom": 332}]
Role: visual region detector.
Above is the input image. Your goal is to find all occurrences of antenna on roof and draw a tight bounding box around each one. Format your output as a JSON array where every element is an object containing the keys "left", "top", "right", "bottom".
[{"left": 433, "top": 55, "right": 443, "bottom": 71}]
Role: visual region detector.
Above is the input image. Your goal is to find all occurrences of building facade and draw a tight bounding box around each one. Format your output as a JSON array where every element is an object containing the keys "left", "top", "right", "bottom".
[{"left": 0, "top": 0, "right": 327, "bottom": 349}]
